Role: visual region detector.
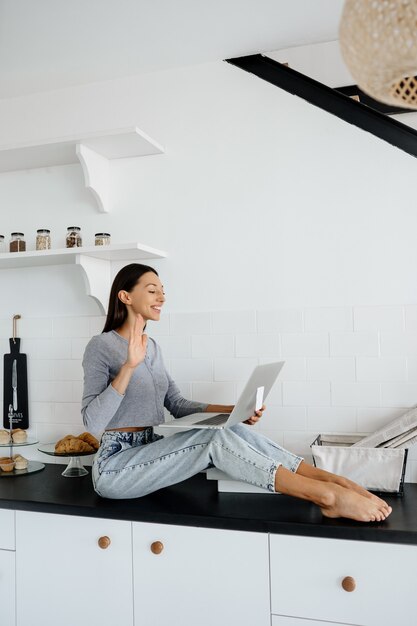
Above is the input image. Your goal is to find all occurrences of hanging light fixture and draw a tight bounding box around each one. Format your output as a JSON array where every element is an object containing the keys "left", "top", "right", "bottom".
[{"left": 339, "top": 0, "right": 417, "bottom": 109}]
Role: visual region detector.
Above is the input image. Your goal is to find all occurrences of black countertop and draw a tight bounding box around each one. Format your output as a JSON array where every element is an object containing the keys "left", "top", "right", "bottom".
[{"left": 1, "top": 463, "right": 417, "bottom": 545}]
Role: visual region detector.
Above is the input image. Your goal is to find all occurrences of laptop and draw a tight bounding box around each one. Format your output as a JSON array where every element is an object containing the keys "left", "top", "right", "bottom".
[{"left": 160, "top": 361, "right": 285, "bottom": 431}]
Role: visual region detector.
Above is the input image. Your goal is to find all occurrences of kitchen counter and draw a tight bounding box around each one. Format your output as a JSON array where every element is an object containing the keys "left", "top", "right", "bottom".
[{"left": 1, "top": 463, "right": 417, "bottom": 545}]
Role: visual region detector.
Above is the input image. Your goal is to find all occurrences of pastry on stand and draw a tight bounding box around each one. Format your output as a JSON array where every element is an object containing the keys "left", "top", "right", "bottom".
[{"left": 38, "top": 432, "right": 99, "bottom": 478}]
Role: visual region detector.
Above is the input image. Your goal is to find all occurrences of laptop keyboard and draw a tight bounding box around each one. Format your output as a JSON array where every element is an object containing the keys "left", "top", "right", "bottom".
[{"left": 197, "top": 413, "right": 229, "bottom": 426}]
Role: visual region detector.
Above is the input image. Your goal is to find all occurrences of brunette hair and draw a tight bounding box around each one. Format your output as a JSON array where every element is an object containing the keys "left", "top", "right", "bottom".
[{"left": 102, "top": 263, "right": 159, "bottom": 333}]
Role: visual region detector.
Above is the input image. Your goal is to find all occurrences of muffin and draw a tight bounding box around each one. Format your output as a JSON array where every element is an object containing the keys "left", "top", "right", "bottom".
[
  {"left": 12, "top": 429, "right": 27, "bottom": 444},
  {"left": 0, "top": 430, "right": 11, "bottom": 445},
  {"left": 13, "top": 454, "right": 28, "bottom": 470},
  {"left": 0, "top": 457, "right": 15, "bottom": 472}
]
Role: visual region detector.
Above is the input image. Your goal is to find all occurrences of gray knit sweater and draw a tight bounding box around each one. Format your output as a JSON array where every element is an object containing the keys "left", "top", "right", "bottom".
[{"left": 81, "top": 330, "right": 208, "bottom": 435}]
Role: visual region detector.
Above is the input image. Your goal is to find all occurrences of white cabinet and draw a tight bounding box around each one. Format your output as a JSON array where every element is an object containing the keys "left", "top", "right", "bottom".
[
  {"left": 0, "top": 550, "right": 15, "bottom": 626},
  {"left": 132, "top": 521, "right": 270, "bottom": 626},
  {"left": 270, "top": 534, "right": 417, "bottom": 626},
  {"left": 15, "top": 511, "right": 133, "bottom": 626},
  {"left": 0, "top": 509, "right": 16, "bottom": 626},
  {"left": 0, "top": 509, "right": 15, "bottom": 550},
  {"left": 272, "top": 617, "right": 345, "bottom": 626}
]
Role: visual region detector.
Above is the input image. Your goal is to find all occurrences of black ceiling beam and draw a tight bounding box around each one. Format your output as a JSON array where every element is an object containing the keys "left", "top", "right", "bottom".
[
  {"left": 335, "top": 84, "right": 415, "bottom": 115},
  {"left": 226, "top": 54, "right": 417, "bottom": 159}
]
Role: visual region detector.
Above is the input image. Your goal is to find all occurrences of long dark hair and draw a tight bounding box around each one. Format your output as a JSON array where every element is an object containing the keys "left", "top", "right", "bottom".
[{"left": 102, "top": 263, "right": 159, "bottom": 333}]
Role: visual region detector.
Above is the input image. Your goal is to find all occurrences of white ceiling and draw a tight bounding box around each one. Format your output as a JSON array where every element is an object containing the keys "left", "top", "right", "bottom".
[{"left": 0, "top": 0, "right": 344, "bottom": 99}]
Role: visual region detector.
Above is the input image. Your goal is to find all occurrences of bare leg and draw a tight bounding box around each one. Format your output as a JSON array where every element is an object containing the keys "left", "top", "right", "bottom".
[
  {"left": 296, "top": 460, "right": 391, "bottom": 506},
  {"left": 274, "top": 465, "right": 392, "bottom": 522}
]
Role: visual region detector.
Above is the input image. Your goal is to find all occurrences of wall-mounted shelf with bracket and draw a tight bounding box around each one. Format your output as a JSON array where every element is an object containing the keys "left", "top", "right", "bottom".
[
  {"left": 0, "top": 127, "right": 164, "bottom": 213},
  {"left": 0, "top": 243, "right": 167, "bottom": 313}
]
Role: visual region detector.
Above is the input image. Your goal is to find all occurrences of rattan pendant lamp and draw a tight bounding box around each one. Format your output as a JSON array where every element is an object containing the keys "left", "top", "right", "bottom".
[{"left": 339, "top": 0, "right": 417, "bottom": 109}]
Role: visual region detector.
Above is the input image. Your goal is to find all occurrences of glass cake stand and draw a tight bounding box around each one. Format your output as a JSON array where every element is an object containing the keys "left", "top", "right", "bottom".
[
  {"left": 38, "top": 443, "right": 95, "bottom": 477},
  {"left": 0, "top": 439, "right": 45, "bottom": 477}
]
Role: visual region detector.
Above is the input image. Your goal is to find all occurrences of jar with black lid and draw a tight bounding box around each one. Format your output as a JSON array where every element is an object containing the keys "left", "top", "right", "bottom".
[
  {"left": 95, "top": 232, "right": 111, "bottom": 246},
  {"left": 0, "top": 235, "right": 4, "bottom": 253},
  {"left": 66, "top": 226, "right": 82, "bottom": 248},
  {"left": 10, "top": 232, "right": 26, "bottom": 252},
  {"left": 36, "top": 229, "right": 51, "bottom": 250}
]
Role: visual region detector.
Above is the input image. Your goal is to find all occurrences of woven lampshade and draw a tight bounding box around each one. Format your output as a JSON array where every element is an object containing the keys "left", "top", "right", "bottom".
[{"left": 339, "top": 0, "right": 417, "bottom": 109}]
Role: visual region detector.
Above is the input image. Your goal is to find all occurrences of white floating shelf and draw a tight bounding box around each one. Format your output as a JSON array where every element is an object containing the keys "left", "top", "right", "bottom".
[
  {"left": 0, "top": 127, "right": 164, "bottom": 213},
  {"left": 0, "top": 243, "right": 167, "bottom": 313}
]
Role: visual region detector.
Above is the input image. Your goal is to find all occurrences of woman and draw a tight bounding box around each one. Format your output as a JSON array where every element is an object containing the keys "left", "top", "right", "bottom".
[{"left": 82, "top": 263, "right": 392, "bottom": 523}]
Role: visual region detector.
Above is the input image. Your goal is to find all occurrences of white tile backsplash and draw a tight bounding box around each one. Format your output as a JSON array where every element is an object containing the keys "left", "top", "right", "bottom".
[
  {"left": 257, "top": 309, "right": 303, "bottom": 333},
  {"left": 307, "top": 357, "right": 355, "bottom": 382},
  {"left": 283, "top": 381, "right": 331, "bottom": 407},
  {"left": 380, "top": 332, "right": 417, "bottom": 356},
  {"left": 192, "top": 334, "right": 234, "bottom": 358},
  {"left": 212, "top": 310, "right": 256, "bottom": 334},
  {"left": 170, "top": 358, "right": 213, "bottom": 381},
  {"left": 331, "top": 382, "right": 381, "bottom": 407},
  {"left": 235, "top": 333, "right": 280, "bottom": 358},
  {"left": 354, "top": 306, "right": 405, "bottom": 331},
  {"left": 381, "top": 383, "right": 417, "bottom": 407},
  {"left": 330, "top": 332, "right": 379, "bottom": 357},
  {"left": 356, "top": 357, "right": 406, "bottom": 382},
  {"left": 170, "top": 312, "right": 211, "bottom": 335},
  {"left": 304, "top": 307, "right": 353, "bottom": 332},
  {"left": 192, "top": 381, "right": 238, "bottom": 404},
  {"left": 14, "top": 307, "right": 417, "bottom": 480},
  {"left": 53, "top": 316, "right": 90, "bottom": 337},
  {"left": 281, "top": 333, "right": 329, "bottom": 357},
  {"left": 214, "top": 358, "right": 258, "bottom": 381},
  {"left": 155, "top": 335, "right": 192, "bottom": 358}
]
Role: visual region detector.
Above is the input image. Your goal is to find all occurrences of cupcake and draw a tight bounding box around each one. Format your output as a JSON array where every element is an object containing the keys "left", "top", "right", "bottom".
[
  {"left": 0, "top": 457, "right": 15, "bottom": 472},
  {"left": 0, "top": 430, "right": 11, "bottom": 445},
  {"left": 12, "top": 429, "right": 27, "bottom": 444},
  {"left": 13, "top": 454, "right": 28, "bottom": 470}
]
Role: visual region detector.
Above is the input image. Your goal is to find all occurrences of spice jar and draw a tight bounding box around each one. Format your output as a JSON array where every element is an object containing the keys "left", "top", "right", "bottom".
[
  {"left": 0, "top": 235, "right": 4, "bottom": 253},
  {"left": 95, "top": 232, "right": 111, "bottom": 246},
  {"left": 10, "top": 232, "right": 26, "bottom": 252},
  {"left": 66, "top": 226, "right": 82, "bottom": 248},
  {"left": 36, "top": 229, "right": 51, "bottom": 250}
]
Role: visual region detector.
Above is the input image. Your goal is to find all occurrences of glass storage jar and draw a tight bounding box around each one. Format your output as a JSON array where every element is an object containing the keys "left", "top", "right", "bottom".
[
  {"left": 10, "top": 232, "right": 26, "bottom": 252},
  {"left": 95, "top": 232, "right": 111, "bottom": 246},
  {"left": 36, "top": 229, "right": 51, "bottom": 250},
  {"left": 66, "top": 226, "right": 82, "bottom": 248},
  {"left": 0, "top": 235, "right": 4, "bottom": 252}
]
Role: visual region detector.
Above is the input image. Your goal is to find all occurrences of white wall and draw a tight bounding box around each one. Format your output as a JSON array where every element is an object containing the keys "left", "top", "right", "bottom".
[{"left": 0, "top": 60, "right": 416, "bottom": 480}]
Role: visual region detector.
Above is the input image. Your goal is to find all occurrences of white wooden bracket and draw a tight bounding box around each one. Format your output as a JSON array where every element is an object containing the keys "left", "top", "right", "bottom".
[
  {"left": 76, "top": 144, "right": 110, "bottom": 213},
  {"left": 75, "top": 254, "right": 112, "bottom": 314}
]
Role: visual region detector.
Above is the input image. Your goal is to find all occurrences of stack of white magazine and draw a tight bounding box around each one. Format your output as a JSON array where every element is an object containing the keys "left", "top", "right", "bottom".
[
  {"left": 205, "top": 468, "right": 273, "bottom": 494},
  {"left": 352, "top": 405, "right": 417, "bottom": 449}
]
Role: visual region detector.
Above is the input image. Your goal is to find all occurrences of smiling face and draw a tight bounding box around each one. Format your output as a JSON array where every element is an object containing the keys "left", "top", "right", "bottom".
[{"left": 118, "top": 271, "right": 165, "bottom": 323}]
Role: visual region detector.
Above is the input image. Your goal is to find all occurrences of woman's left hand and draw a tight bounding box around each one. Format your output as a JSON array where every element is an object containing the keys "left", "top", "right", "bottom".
[{"left": 244, "top": 404, "right": 266, "bottom": 426}]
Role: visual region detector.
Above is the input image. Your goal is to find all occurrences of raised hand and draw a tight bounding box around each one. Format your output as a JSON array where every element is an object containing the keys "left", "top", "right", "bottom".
[
  {"left": 125, "top": 313, "right": 148, "bottom": 369},
  {"left": 244, "top": 404, "right": 266, "bottom": 426}
]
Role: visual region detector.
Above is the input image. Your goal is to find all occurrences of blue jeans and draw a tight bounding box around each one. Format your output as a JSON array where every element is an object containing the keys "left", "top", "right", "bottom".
[{"left": 92, "top": 424, "right": 303, "bottom": 499}]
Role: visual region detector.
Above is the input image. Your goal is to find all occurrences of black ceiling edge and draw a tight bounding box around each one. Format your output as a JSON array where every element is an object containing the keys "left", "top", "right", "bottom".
[
  {"left": 226, "top": 54, "right": 417, "bottom": 159},
  {"left": 335, "top": 85, "right": 415, "bottom": 115}
]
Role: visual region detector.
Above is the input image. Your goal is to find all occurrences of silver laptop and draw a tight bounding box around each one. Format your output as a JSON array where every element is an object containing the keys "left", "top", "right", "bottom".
[{"left": 160, "top": 361, "right": 285, "bottom": 431}]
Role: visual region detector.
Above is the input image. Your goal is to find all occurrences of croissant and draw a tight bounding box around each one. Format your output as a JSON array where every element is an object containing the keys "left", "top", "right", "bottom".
[
  {"left": 55, "top": 436, "right": 95, "bottom": 454},
  {"left": 77, "top": 432, "right": 100, "bottom": 450}
]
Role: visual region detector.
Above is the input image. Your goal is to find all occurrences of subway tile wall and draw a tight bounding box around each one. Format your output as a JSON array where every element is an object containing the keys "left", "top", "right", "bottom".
[{"left": 1, "top": 306, "right": 417, "bottom": 481}]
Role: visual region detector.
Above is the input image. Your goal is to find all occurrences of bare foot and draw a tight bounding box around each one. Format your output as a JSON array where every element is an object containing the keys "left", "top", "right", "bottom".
[
  {"left": 320, "top": 484, "right": 392, "bottom": 522},
  {"left": 332, "top": 476, "right": 392, "bottom": 516},
  {"left": 296, "top": 461, "right": 392, "bottom": 516}
]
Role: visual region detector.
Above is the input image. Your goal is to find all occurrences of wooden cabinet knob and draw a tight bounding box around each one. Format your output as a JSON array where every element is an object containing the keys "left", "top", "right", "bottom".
[
  {"left": 150, "top": 540, "right": 164, "bottom": 554},
  {"left": 98, "top": 535, "right": 111, "bottom": 549},
  {"left": 341, "top": 576, "right": 356, "bottom": 592}
]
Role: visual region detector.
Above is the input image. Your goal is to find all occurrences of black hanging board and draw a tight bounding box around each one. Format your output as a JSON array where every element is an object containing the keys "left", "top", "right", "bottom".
[{"left": 3, "top": 338, "right": 29, "bottom": 429}]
